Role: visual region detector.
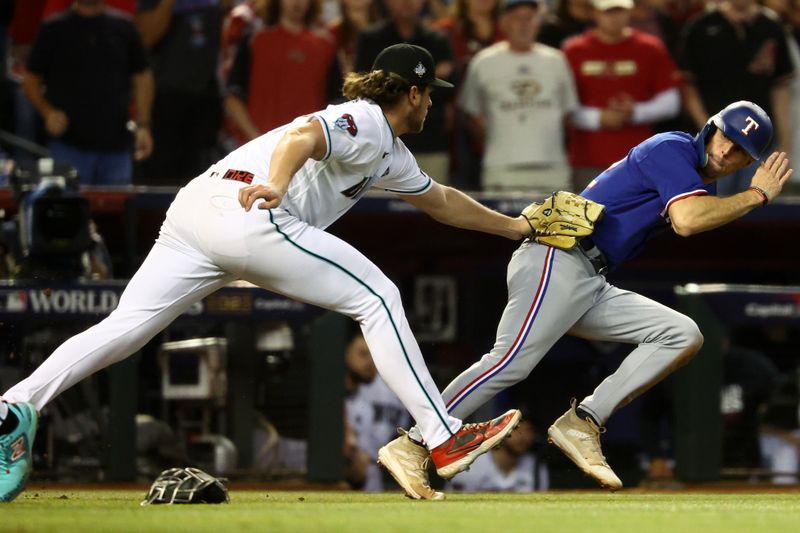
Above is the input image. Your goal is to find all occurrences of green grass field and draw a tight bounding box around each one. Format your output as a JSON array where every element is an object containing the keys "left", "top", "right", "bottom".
[{"left": 3, "top": 489, "right": 800, "bottom": 533}]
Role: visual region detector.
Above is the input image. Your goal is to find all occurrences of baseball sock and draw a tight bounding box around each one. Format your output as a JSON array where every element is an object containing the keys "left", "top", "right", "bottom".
[
  {"left": 0, "top": 403, "right": 19, "bottom": 435},
  {"left": 576, "top": 406, "right": 602, "bottom": 427}
]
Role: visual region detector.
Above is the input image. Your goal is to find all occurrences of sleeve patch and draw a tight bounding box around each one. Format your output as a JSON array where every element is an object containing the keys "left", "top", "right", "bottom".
[{"left": 334, "top": 114, "right": 358, "bottom": 137}]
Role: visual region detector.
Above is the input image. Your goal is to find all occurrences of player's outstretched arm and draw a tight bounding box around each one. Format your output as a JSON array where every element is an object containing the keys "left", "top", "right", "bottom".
[
  {"left": 401, "top": 182, "right": 531, "bottom": 240},
  {"left": 669, "top": 152, "right": 793, "bottom": 236},
  {"left": 239, "top": 119, "right": 328, "bottom": 211}
]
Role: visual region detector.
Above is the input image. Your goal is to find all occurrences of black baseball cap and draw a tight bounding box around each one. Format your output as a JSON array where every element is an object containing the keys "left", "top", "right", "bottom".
[{"left": 372, "top": 44, "right": 454, "bottom": 88}]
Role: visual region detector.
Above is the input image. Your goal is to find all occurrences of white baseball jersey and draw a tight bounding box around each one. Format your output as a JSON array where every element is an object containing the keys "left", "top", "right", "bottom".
[
  {"left": 4, "top": 98, "right": 463, "bottom": 452},
  {"left": 346, "top": 376, "right": 410, "bottom": 459},
  {"left": 215, "top": 99, "right": 433, "bottom": 229},
  {"left": 459, "top": 42, "right": 578, "bottom": 169}
]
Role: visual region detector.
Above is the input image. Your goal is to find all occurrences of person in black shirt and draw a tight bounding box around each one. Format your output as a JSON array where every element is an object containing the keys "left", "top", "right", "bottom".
[
  {"left": 135, "top": 0, "right": 223, "bottom": 185},
  {"left": 355, "top": 0, "right": 457, "bottom": 184},
  {"left": 21, "top": 0, "right": 153, "bottom": 185},
  {"left": 721, "top": 343, "right": 781, "bottom": 470},
  {"left": 536, "top": 0, "right": 592, "bottom": 49},
  {"left": 679, "top": 0, "right": 794, "bottom": 195}
]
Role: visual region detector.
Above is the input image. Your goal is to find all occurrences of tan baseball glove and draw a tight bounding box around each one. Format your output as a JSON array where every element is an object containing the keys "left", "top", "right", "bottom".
[{"left": 522, "top": 191, "right": 605, "bottom": 250}]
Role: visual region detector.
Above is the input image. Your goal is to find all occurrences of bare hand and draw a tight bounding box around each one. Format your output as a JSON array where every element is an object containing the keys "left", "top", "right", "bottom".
[
  {"left": 750, "top": 151, "right": 793, "bottom": 202},
  {"left": 134, "top": 128, "right": 153, "bottom": 161},
  {"left": 45, "top": 109, "right": 69, "bottom": 136},
  {"left": 600, "top": 108, "right": 628, "bottom": 129},
  {"left": 614, "top": 93, "right": 635, "bottom": 113},
  {"left": 238, "top": 183, "right": 285, "bottom": 211},
  {"left": 600, "top": 96, "right": 634, "bottom": 129}
]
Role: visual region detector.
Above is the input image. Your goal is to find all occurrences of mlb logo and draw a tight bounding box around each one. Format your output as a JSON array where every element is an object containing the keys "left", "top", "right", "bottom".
[{"left": 3, "top": 290, "right": 28, "bottom": 312}]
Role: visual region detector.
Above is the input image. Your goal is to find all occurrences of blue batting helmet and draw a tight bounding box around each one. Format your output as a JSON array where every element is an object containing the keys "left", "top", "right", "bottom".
[{"left": 697, "top": 101, "right": 774, "bottom": 160}]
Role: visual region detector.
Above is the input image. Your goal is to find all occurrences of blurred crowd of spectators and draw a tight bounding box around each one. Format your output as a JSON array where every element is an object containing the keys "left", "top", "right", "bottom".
[{"left": 1, "top": 0, "right": 798, "bottom": 192}]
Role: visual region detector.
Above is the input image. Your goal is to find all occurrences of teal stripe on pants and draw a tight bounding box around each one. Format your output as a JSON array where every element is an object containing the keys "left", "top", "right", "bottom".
[{"left": 268, "top": 210, "right": 454, "bottom": 437}]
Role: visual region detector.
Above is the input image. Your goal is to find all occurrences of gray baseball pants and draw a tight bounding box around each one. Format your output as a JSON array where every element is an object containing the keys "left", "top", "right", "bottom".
[{"left": 417, "top": 239, "right": 703, "bottom": 437}]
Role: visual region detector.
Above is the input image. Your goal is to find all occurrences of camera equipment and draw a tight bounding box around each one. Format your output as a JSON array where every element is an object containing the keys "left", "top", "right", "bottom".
[{"left": 9, "top": 159, "right": 92, "bottom": 280}]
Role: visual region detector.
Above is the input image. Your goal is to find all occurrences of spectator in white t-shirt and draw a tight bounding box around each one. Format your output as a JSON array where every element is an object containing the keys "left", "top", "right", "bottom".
[{"left": 459, "top": 0, "right": 578, "bottom": 192}]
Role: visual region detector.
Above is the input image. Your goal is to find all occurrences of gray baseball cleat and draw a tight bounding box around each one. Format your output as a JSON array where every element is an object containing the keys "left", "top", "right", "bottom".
[
  {"left": 378, "top": 429, "right": 445, "bottom": 500},
  {"left": 547, "top": 400, "right": 622, "bottom": 491}
]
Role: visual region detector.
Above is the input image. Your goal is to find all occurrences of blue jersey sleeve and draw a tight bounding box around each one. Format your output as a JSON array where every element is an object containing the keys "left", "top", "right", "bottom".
[{"left": 633, "top": 138, "right": 709, "bottom": 216}]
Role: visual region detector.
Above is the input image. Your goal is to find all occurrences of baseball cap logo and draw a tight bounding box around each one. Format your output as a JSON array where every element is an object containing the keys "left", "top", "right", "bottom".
[
  {"left": 741, "top": 116, "right": 759, "bottom": 136},
  {"left": 372, "top": 44, "right": 454, "bottom": 88}
]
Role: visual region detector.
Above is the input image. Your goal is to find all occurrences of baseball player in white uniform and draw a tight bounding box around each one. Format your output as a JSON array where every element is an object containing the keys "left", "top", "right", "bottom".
[
  {"left": 0, "top": 44, "right": 525, "bottom": 502},
  {"left": 347, "top": 377, "right": 410, "bottom": 491}
]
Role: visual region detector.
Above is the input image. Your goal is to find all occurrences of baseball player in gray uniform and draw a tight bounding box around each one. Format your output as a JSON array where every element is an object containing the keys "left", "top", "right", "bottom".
[
  {"left": 0, "top": 44, "right": 525, "bottom": 502},
  {"left": 379, "top": 100, "right": 793, "bottom": 499}
]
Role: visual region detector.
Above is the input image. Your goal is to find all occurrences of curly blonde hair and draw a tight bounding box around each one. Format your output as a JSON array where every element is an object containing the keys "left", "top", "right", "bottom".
[{"left": 341, "top": 70, "right": 415, "bottom": 108}]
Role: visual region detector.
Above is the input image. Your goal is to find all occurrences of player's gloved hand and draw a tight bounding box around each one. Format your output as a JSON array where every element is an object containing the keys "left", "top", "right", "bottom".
[
  {"left": 521, "top": 191, "right": 605, "bottom": 250},
  {"left": 749, "top": 151, "right": 793, "bottom": 205},
  {"left": 239, "top": 183, "right": 285, "bottom": 211}
]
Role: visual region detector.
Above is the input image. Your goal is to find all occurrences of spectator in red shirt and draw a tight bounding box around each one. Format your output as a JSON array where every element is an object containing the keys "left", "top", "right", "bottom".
[
  {"left": 225, "top": 0, "right": 339, "bottom": 143},
  {"left": 563, "top": 0, "right": 680, "bottom": 190}
]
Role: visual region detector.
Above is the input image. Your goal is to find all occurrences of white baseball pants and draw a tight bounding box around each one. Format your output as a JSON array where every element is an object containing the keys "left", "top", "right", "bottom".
[{"left": 3, "top": 174, "right": 461, "bottom": 448}]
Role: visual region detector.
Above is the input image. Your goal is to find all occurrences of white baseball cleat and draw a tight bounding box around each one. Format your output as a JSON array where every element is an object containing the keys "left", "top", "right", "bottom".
[
  {"left": 378, "top": 430, "right": 445, "bottom": 501},
  {"left": 547, "top": 400, "right": 622, "bottom": 491}
]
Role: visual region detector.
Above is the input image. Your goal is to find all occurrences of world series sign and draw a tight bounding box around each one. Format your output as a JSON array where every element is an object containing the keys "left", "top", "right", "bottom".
[
  {"left": 0, "top": 287, "right": 119, "bottom": 315},
  {"left": 0, "top": 281, "right": 318, "bottom": 320}
]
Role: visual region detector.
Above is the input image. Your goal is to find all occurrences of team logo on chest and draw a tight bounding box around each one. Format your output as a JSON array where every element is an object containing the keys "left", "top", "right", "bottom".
[{"left": 334, "top": 114, "right": 358, "bottom": 136}]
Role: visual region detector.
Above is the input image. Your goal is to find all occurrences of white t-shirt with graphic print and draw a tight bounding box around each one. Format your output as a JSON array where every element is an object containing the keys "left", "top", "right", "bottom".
[{"left": 459, "top": 42, "right": 578, "bottom": 169}]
